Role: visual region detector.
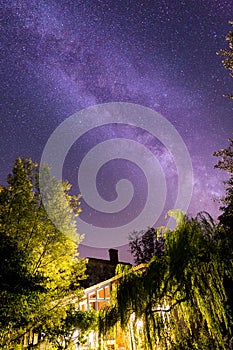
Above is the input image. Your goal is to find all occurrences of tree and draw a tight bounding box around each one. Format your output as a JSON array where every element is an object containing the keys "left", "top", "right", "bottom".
[
  {"left": 213, "top": 138, "right": 233, "bottom": 338},
  {"left": 217, "top": 21, "right": 233, "bottom": 98},
  {"left": 0, "top": 158, "right": 86, "bottom": 349},
  {"left": 129, "top": 227, "right": 165, "bottom": 264},
  {"left": 99, "top": 212, "right": 233, "bottom": 349},
  {"left": 213, "top": 138, "right": 233, "bottom": 230},
  {"left": 44, "top": 306, "right": 97, "bottom": 349}
]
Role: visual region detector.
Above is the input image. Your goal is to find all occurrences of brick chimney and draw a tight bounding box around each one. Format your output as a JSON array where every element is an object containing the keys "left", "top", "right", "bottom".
[{"left": 109, "top": 249, "right": 119, "bottom": 264}]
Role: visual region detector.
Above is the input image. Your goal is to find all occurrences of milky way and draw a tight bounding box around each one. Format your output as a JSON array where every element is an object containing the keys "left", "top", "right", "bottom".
[{"left": 1, "top": 0, "right": 233, "bottom": 261}]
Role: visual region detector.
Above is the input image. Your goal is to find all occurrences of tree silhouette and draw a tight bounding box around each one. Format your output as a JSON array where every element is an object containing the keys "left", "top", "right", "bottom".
[
  {"left": 129, "top": 227, "right": 165, "bottom": 264},
  {"left": 217, "top": 21, "right": 233, "bottom": 98}
]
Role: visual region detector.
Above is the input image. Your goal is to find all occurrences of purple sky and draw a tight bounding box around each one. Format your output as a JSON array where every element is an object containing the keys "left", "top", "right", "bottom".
[{"left": 1, "top": 0, "right": 233, "bottom": 262}]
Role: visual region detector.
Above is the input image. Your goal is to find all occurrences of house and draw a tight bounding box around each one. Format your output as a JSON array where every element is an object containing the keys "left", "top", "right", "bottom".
[
  {"left": 22, "top": 250, "right": 143, "bottom": 349},
  {"left": 82, "top": 249, "right": 130, "bottom": 288},
  {"left": 79, "top": 261, "right": 147, "bottom": 350}
]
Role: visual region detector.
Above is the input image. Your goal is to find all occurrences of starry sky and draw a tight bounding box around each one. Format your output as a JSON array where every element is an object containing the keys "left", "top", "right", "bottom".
[{"left": 1, "top": 0, "right": 233, "bottom": 262}]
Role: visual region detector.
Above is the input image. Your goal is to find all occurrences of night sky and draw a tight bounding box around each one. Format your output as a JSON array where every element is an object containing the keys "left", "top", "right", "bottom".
[{"left": 1, "top": 0, "right": 233, "bottom": 262}]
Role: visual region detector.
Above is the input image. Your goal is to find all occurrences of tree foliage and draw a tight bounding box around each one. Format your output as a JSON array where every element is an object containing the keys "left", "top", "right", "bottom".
[
  {"left": 217, "top": 21, "right": 233, "bottom": 98},
  {"left": 213, "top": 138, "right": 233, "bottom": 230},
  {"left": 129, "top": 227, "right": 165, "bottom": 264},
  {"left": 0, "top": 158, "right": 86, "bottom": 349},
  {"left": 43, "top": 306, "right": 98, "bottom": 349},
  {"left": 99, "top": 212, "right": 233, "bottom": 349}
]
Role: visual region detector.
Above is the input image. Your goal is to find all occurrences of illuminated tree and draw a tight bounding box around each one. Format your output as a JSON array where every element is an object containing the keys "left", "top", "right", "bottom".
[
  {"left": 100, "top": 212, "right": 233, "bottom": 349},
  {"left": 0, "top": 158, "right": 85, "bottom": 349}
]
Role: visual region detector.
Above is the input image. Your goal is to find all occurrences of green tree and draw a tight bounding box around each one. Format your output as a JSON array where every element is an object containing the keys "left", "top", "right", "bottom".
[
  {"left": 99, "top": 212, "right": 233, "bottom": 349},
  {"left": 0, "top": 158, "right": 86, "bottom": 349},
  {"left": 44, "top": 306, "right": 97, "bottom": 349}
]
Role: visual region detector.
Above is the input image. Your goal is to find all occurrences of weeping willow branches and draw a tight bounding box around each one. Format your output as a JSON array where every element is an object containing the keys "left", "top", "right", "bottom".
[{"left": 99, "top": 212, "right": 233, "bottom": 349}]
